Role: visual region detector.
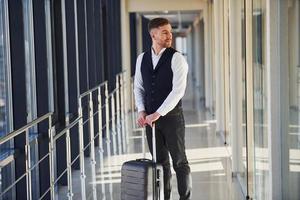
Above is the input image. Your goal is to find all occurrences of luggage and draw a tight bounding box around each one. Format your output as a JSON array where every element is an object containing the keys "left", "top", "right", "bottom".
[{"left": 121, "top": 123, "right": 164, "bottom": 200}]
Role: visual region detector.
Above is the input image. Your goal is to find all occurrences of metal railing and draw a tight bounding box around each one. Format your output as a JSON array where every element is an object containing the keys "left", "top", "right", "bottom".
[
  {"left": 0, "top": 112, "right": 53, "bottom": 200},
  {"left": 0, "top": 71, "right": 129, "bottom": 200}
]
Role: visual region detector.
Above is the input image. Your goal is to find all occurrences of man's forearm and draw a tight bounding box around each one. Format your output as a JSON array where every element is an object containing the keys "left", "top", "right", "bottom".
[{"left": 145, "top": 112, "right": 161, "bottom": 126}]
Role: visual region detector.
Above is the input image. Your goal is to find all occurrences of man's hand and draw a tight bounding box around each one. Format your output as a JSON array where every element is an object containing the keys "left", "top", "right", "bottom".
[
  {"left": 137, "top": 111, "right": 147, "bottom": 127},
  {"left": 145, "top": 112, "right": 161, "bottom": 127}
]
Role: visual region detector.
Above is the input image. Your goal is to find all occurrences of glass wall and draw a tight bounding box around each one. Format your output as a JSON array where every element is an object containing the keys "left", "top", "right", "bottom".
[
  {"left": 23, "top": 0, "right": 37, "bottom": 123},
  {"left": 23, "top": 0, "right": 39, "bottom": 198},
  {"left": 0, "top": 0, "right": 12, "bottom": 148},
  {"left": 0, "top": 0, "right": 14, "bottom": 199},
  {"left": 241, "top": 0, "right": 247, "bottom": 191},
  {"left": 45, "top": 0, "right": 54, "bottom": 112},
  {"left": 0, "top": 0, "right": 7, "bottom": 139},
  {"left": 284, "top": 1, "right": 300, "bottom": 199},
  {"left": 252, "top": 0, "right": 269, "bottom": 199}
]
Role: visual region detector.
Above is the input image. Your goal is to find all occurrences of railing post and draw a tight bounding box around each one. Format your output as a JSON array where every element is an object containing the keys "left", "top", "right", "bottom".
[
  {"left": 89, "top": 93, "right": 97, "bottom": 200},
  {"left": 48, "top": 116, "right": 56, "bottom": 200},
  {"left": 25, "top": 129, "right": 32, "bottom": 200},
  {"left": 105, "top": 83, "right": 111, "bottom": 158},
  {"left": 105, "top": 83, "right": 113, "bottom": 198},
  {"left": 65, "top": 114, "right": 73, "bottom": 199},
  {"left": 111, "top": 92, "right": 117, "bottom": 155},
  {"left": 131, "top": 78, "right": 136, "bottom": 130},
  {"left": 97, "top": 87, "right": 106, "bottom": 198},
  {"left": 78, "top": 98, "right": 86, "bottom": 199},
  {"left": 0, "top": 113, "right": 53, "bottom": 200},
  {"left": 130, "top": 78, "right": 136, "bottom": 144},
  {"left": 119, "top": 73, "right": 125, "bottom": 153},
  {"left": 116, "top": 75, "right": 122, "bottom": 155},
  {"left": 120, "top": 73, "right": 127, "bottom": 153}
]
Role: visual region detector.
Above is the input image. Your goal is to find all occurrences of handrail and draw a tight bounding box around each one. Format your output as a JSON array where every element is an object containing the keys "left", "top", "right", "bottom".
[
  {"left": 108, "top": 88, "right": 118, "bottom": 97},
  {"left": 0, "top": 112, "right": 52, "bottom": 200},
  {"left": 53, "top": 116, "right": 81, "bottom": 141},
  {"left": 79, "top": 81, "right": 108, "bottom": 99},
  {"left": 0, "top": 112, "right": 53, "bottom": 146},
  {"left": 0, "top": 71, "right": 129, "bottom": 200}
]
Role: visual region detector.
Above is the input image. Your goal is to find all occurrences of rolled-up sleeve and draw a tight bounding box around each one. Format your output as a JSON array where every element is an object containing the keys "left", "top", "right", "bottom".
[{"left": 134, "top": 53, "right": 146, "bottom": 112}]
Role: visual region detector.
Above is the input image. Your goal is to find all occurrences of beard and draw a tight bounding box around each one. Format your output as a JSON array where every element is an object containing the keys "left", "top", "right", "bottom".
[{"left": 163, "top": 40, "right": 172, "bottom": 47}]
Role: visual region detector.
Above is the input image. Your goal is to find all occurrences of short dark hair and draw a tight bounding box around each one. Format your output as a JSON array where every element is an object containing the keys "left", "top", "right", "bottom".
[{"left": 148, "top": 18, "right": 170, "bottom": 33}]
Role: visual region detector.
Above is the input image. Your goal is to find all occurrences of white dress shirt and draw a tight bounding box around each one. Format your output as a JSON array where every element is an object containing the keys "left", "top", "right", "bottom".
[{"left": 134, "top": 48, "right": 188, "bottom": 116}]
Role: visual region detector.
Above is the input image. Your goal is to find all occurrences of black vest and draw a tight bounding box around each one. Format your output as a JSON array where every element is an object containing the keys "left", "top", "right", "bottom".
[{"left": 141, "top": 48, "right": 181, "bottom": 114}]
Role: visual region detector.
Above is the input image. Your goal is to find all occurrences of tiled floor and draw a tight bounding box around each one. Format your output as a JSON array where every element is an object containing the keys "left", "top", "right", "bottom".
[{"left": 57, "top": 78, "right": 245, "bottom": 199}]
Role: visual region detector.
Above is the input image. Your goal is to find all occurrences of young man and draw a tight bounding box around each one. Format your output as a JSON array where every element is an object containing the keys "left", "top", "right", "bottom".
[{"left": 134, "top": 17, "right": 192, "bottom": 200}]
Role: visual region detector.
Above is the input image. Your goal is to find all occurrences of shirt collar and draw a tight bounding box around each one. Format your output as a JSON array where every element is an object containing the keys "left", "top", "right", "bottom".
[{"left": 151, "top": 47, "right": 166, "bottom": 56}]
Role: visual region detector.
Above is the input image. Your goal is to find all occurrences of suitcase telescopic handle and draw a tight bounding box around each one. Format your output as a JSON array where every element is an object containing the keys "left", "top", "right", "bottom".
[{"left": 152, "top": 123, "right": 157, "bottom": 163}]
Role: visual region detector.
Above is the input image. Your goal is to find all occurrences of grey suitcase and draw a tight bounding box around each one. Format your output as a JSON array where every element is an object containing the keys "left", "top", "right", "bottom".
[{"left": 121, "top": 123, "right": 164, "bottom": 200}]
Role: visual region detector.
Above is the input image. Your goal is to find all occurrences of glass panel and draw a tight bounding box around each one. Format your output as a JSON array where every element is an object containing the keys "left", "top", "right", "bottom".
[
  {"left": 0, "top": 163, "right": 14, "bottom": 199},
  {"left": 285, "top": 1, "right": 300, "bottom": 199},
  {"left": 23, "top": 0, "right": 37, "bottom": 123},
  {"left": 45, "top": 0, "right": 54, "bottom": 112},
  {"left": 23, "top": 0, "right": 39, "bottom": 198},
  {"left": 0, "top": 0, "right": 9, "bottom": 141},
  {"left": 252, "top": 0, "right": 269, "bottom": 199},
  {"left": 0, "top": 0, "right": 14, "bottom": 199},
  {"left": 240, "top": 0, "right": 247, "bottom": 190},
  {"left": 0, "top": 0, "right": 6, "bottom": 137}
]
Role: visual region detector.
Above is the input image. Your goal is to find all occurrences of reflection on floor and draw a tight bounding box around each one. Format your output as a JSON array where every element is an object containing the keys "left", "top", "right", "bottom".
[{"left": 57, "top": 100, "right": 245, "bottom": 199}]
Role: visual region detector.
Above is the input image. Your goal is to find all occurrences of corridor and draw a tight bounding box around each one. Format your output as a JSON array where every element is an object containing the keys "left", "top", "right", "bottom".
[
  {"left": 57, "top": 78, "right": 244, "bottom": 200},
  {"left": 1, "top": 0, "right": 299, "bottom": 200}
]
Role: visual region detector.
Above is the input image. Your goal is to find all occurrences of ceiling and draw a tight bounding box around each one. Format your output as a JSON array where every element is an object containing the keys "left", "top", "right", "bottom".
[{"left": 142, "top": 10, "right": 201, "bottom": 34}]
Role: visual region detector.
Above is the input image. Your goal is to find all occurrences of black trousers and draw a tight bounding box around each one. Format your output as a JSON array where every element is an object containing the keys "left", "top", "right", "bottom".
[{"left": 146, "top": 107, "right": 192, "bottom": 200}]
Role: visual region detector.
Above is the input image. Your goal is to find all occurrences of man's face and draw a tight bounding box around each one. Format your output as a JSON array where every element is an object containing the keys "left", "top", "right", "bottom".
[{"left": 151, "top": 24, "right": 173, "bottom": 48}]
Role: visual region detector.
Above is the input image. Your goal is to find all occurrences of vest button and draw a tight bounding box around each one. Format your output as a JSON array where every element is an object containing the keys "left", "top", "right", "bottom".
[
  {"left": 151, "top": 82, "right": 155, "bottom": 86},
  {"left": 151, "top": 90, "right": 154, "bottom": 94},
  {"left": 152, "top": 75, "right": 156, "bottom": 78}
]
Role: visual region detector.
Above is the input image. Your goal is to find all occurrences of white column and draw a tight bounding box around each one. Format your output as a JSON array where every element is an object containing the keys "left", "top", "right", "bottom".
[
  {"left": 296, "top": 1, "right": 300, "bottom": 197},
  {"left": 223, "top": 0, "right": 230, "bottom": 142},
  {"left": 204, "top": 1, "right": 212, "bottom": 109},
  {"left": 266, "top": 0, "right": 284, "bottom": 199},
  {"left": 193, "top": 21, "right": 201, "bottom": 110},
  {"left": 121, "top": 0, "right": 131, "bottom": 72},
  {"left": 210, "top": 3, "right": 216, "bottom": 112},
  {"left": 199, "top": 20, "right": 205, "bottom": 105},
  {"left": 136, "top": 14, "right": 143, "bottom": 55},
  {"left": 213, "top": 0, "right": 225, "bottom": 133},
  {"left": 120, "top": 0, "right": 132, "bottom": 134},
  {"left": 245, "top": 0, "right": 255, "bottom": 197},
  {"left": 280, "top": 0, "right": 290, "bottom": 198},
  {"left": 229, "top": 0, "right": 243, "bottom": 173},
  {"left": 186, "top": 29, "right": 193, "bottom": 70},
  {"left": 289, "top": 1, "right": 300, "bottom": 108},
  {"left": 186, "top": 29, "right": 195, "bottom": 102},
  {"left": 296, "top": 0, "right": 300, "bottom": 161}
]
